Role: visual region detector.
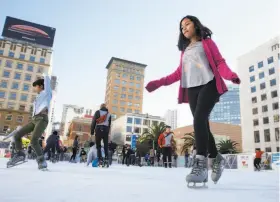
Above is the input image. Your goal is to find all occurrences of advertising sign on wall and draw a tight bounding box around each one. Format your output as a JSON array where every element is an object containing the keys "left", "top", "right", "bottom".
[
  {"left": 2, "top": 16, "right": 56, "bottom": 47},
  {"left": 237, "top": 154, "right": 254, "bottom": 171}
]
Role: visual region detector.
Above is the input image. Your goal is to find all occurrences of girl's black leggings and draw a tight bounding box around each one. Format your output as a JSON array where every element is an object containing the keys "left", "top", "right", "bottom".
[{"left": 187, "top": 79, "right": 220, "bottom": 158}]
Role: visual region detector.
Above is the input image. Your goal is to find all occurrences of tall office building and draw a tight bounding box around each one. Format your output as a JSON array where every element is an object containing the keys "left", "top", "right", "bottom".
[
  {"left": 238, "top": 36, "right": 279, "bottom": 153},
  {"left": 210, "top": 85, "right": 241, "bottom": 125},
  {"left": 0, "top": 16, "right": 56, "bottom": 136},
  {"left": 105, "top": 57, "right": 147, "bottom": 120},
  {"left": 164, "top": 109, "right": 178, "bottom": 130}
]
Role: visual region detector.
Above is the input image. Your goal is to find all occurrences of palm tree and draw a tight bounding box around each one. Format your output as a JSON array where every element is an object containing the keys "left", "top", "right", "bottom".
[
  {"left": 181, "top": 132, "right": 195, "bottom": 154},
  {"left": 138, "top": 122, "right": 167, "bottom": 149},
  {"left": 217, "top": 139, "right": 239, "bottom": 154}
]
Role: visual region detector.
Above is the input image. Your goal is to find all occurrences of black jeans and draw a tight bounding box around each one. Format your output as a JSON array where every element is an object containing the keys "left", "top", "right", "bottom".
[
  {"left": 70, "top": 147, "right": 77, "bottom": 161},
  {"left": 162, "top": 147, "right": 172, "bottom": 166},
  {"left": 187, "top": 79, "right": 220, "bottom": 158},
  {"left": 95, "top": 126, "right": 109, "bottom": 159},
  {"left": 254, "top": 158, "right": 261, "bottom": 170}
]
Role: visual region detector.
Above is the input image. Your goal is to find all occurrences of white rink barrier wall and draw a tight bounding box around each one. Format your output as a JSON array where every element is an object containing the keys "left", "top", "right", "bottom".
[{"left": 177, "top": 153, "right": 280, "bottom": 171}]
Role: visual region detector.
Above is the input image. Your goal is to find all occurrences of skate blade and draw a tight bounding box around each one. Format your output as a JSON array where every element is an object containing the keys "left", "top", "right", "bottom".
[
  {"left": 7, "top": 160, "right": 27, "bottom": 168},
  {"left": 39, "top": 168, "right": 49, "bottom": 171},
  {"left": 187, "top": 182, "right": 208, "bottom": 189}
]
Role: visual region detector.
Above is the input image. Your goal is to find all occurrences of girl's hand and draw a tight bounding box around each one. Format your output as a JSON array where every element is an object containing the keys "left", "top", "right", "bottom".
[
  {"left": 231, "top": 73, "right": 241, "bottom": 84},
  {"left": 145, "top": 80, "right": 161, "bottom": 92}
]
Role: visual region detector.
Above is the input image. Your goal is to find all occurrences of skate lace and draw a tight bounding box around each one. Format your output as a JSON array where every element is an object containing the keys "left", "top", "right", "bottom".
[
  {"left": 212, "top": 158, "right": 221, "bottom": 174},
  {"left": 190, "top": 158, "right": 204, "bottom": 175}
]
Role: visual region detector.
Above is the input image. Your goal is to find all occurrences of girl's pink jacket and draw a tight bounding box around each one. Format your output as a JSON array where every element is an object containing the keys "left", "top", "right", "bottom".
[{"left": 146, "top": 38, "right": 239, "bottom": 104}]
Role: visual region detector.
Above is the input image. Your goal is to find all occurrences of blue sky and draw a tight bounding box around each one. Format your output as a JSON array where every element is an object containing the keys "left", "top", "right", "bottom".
[{"left": 1, "top": 0, "right": 279, "bottom": 126}]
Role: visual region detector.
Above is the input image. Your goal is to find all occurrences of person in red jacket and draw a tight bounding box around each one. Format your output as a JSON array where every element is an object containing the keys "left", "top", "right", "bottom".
[
  {"left": 158, "top": 126, "right": 174, "bottom": 168},
  {"left": 146, "top": 15, "right": 240, "bottom": 186}
]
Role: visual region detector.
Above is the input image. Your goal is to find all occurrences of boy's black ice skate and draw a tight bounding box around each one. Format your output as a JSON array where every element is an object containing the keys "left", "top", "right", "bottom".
[
  {"left": 7, "top": 151, "right": 27, "bottom": 168},
  {"left": 103, "top": 157, "right": 109, "bottom": 168},
  {"left": 37, "top": 155, "right": 48, "bottom": 171},
  {"left": 186, "top": 155, "right": 208, "bottom": 188}
]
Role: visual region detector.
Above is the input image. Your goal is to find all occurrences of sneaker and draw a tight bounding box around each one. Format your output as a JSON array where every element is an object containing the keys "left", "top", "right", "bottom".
[
  {"left": 186, "top": 155, "right": 208, "bottom": 184},
  {"left": 211, "top": 153, "right": 225, "bottom": 184}
]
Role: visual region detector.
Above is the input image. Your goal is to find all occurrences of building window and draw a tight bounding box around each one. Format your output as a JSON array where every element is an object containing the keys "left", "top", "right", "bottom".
[
  {"left": 123, "top": 74, "right": 127, "bottom": 78},
  {"left": 0, "top": 91, "right": 6, "bottom": 98},
  {"left": 265, "top": 147, "right": 272, "bottom": 152},
  {"left": 127, "top": 108, "right": 132, "bottom": 113},
  {"left": 134, "top": 127, "right": 141, "bottom": 133},
  {"left": 112, "top": 106, "right": 118, "bottom": 112},
  {"left": 14, "top": 73, "right": 21, "bottom": 80},
  {"left": 127, "top": 117, "right": 133, "bottom": 124},
  {"left": 121, "top": 94, "right": 126, "bottom": 99},
  {"left": 267, "top": 56, "right": 274, "bottom": 64},
  {"left": 261, "top": 94, "right": 267, "bottom": 101},
  {"left": 3, "top": 126, "right": 9, "bottom": 132},
  {"left": 128, "top": 95, "right": 133, "bottom": 100},
  {"left": 249, "top": 66, "right": 254, "bottom": 72},
  {"left": 251, "top": 86, "right": 256, "bottom": 93},
  {"left": 39, "top": 58, "right": 45, "bottom": 64},
  {"left": 136, "top": 83, "right": 141, "bottom": 88},
  {"left": 134, "top": 103, "right": 140, "bottom": 107},
  {"left": 253, "top": 119, "right": 259, "bottom": 126},
  {"left": 25, "top": 74, "right": 32, "bottom": 81},
  {"left": 252, "top": 108, "right": 258, "bottom": 115},
  {"left": 17, "top": 63, "right": 24, "bottom": 70},
  {"left": 12, "top": 82, "right": 19, "bottom": 90},
  {"left": 23, "top": 84, "right": 30, "bottom": 91},
  {"left": 274, "top": 115, "right": 279, "bottom": 123},
  {"left": 254, "top": 131, "right": 260, "bottom": 143},
  {"left": 258, "top": 61, "right": 263, "bottom": 68},
  {"left": 120, "top": 101, "right": 126, "bottom": 106},
  {"left": 112, "top": 99, "right": 118, "bottom": 104},
  {"left": 9, "top": 92, "right": 17, "bottom": 100},
  {"left": 127, "top": 102, "right": 132, "bottom": 106},
  {"left": 250, "top": 76, "right": 255, "bottom": 82},
  {"left": 19, "top": 54, "right": 25, "bottom": 60},
  {"left": 263, "top": 117, "right": 269, "bottom": 124},
  {"left": 5, "top": 114, "right": 12, "bottom": 121},
  {"left": 270, "top": 79, "right": 276, "bottom": 86},
  {"left": 269, "top": 67, "right": 275, "bottom": 75},
  {"left": 19, "top": 105, "right": 25, "bottom": 111},
  {"left": 260, "top": 82, "right": 266, "bottom": 90},
  {"left": 134, "top": 118, "right": 141, "bottom": 125},
  {"left": 120, "top": 107, "right": 125, "bottom": 112},
  {"left": 0, "top": 50, "right": 3, "bottom": 55},
  {"left": 277, "top": 147, "right": 280, "bottom": 152},
  {"left": 259, "top": 72, "right": 265, "bottom": 79},
  {"left": 264, "top": 129, "right": 270, "bottom": 142},
  {"left": 129, "top": 82, "right": 134, "bottom": 87},
  {"left": 273, "top": 103, "right": 279, "bottom": 110},
  {"left": 130, "top": 75, "right": 134, "bottom": 80},
  {"left": 126, "top": 126, "right": 132, "bottom": 132},
  {"left": 271, "top": 90, "right": 278, "bottom": 98},
  {"left": 113, "top": 86, "right": 118, "bottom": 90},
  {"left": 114, "top": 79, "right": 120, "bottom": 84},
  {"left": 122, "top": 87, "right": 126, "bottom": 92},
  {"left": 0, "top": 80, "right": 8, "bottom": 88},
  {"left": 5, "top": 60, "right": 12, "bottom": 68},
  {"left": 8, "top": 102, "right": 15, "bottom": 109},
  {"left": 135, "top": 96, "right": 140, "bottom": 100},
  {"left": 129, "top": 88, "right": 134, "bottom": 93},
  {"left": 152, "top": 121, "right": 158, "bottom": 126},
  {"left": 136, "top": 76, "right": 141, "bottom": 81},
  {"left": 135, "top": 110, "right": 140, "bottom": 113},
  {"left": 8, "top": 51, "right": 15, "bottom": 58},
  {"left": 20, "top": 94, "right": 28, "bottom": 102},
  {"left": 113, "top": 92, "right": 118, "bottom": 98},
  {"left": 27, "top": 65, "right": 33, "bottom": 72},
  {"left": 275, "top": 128, "right": 279, "bottom": 142},
  {"left": 143, "top": 119, "right": 150, "bottom": 126},
  {"left": 17, "top": 116, "right": 24, "bottom": 123},
  {"left": 122, "top": 80, "right": 127, "bottom": 85},
  {"left": 29, "top": 56, "right": 35, "bottom": 62},
  {"left": 262, "top": 105, "right": 268, "bottom": 112},
  {"left": 251, "top": 97, "right": 257, "bottom": 103}
]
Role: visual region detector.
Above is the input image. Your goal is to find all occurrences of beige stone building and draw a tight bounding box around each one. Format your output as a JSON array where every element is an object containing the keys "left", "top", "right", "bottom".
[
  {"left": 105, "top": 57, "right": 147, "bottom": 120},
  {"left": 0, "top": 38, "right": 52, "bottom": 134},
  {"left": 173, "top": 122, "right": 243, "bottom": 154}
]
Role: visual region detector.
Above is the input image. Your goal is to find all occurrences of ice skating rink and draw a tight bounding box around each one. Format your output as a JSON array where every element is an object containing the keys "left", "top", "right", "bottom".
[{"left": 0, "top": 158, "right": 278, "bottom": 202}]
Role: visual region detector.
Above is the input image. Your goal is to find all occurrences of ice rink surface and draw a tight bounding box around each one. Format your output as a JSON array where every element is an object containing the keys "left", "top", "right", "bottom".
[{"left": 0, "top": 158, "right": 278, "bottom": 202}]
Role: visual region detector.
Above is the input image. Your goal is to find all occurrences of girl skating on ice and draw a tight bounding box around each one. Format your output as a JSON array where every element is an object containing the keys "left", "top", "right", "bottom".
[{"left": 146, "top": 15, "right": 240, "bottom": 187}]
